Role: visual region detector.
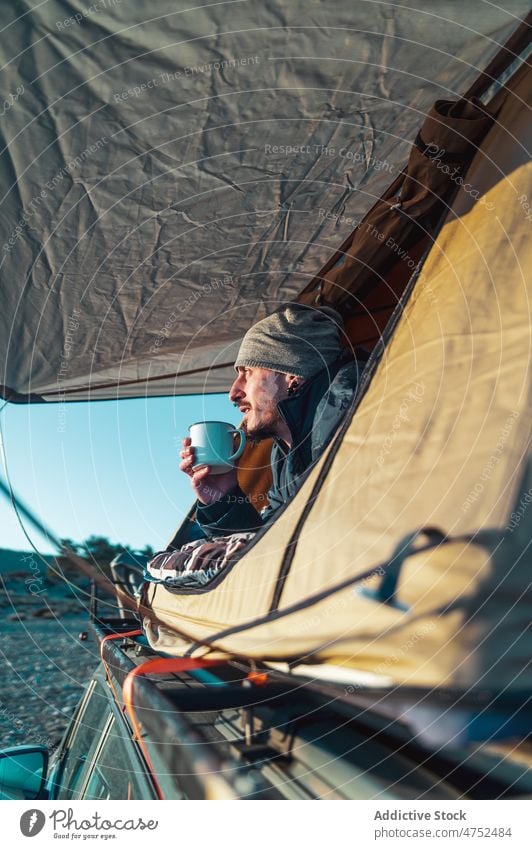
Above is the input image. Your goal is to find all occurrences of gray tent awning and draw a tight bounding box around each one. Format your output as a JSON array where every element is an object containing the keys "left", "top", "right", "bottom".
[{"left": 0, "top": 1, "right": 528, "bottom": 401}]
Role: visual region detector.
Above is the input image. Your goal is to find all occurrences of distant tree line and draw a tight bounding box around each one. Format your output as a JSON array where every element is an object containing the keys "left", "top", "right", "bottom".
[{"left": 58, "top": 535, "right": 154, "bottom": 574}]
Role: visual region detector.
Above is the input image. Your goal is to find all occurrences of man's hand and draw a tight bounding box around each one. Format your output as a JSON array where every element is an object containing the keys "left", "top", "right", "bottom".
[{"left": 179, "top": 437, "right": 238, "bottom": 505}]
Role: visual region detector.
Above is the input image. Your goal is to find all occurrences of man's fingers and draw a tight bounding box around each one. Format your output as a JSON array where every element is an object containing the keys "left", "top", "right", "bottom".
[
  {"left": 179, "top": 455, "right": 195, "bottom": 475},
  {"left": 178, "top": 437, "right": 222, "bottom": 504},
  {"left": 179, "top": 437, "right": 195, "bottom": 466},
  {"left": 192, "top": 467, "right": 221, "bottom": 505},
  {"left": 192, "top": 465, "right": 211, "bottom": 482}
]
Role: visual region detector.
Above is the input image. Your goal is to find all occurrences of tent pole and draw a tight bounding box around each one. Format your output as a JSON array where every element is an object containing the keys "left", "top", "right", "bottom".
[{"left": 463, "top": 11, "right": 532, "bottom": 102}]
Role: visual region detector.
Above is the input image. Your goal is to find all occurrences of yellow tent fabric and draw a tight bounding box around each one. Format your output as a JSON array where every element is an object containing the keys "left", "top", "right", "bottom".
[{"left": 143, "top": 64, "right": 531, "bottom": 690}]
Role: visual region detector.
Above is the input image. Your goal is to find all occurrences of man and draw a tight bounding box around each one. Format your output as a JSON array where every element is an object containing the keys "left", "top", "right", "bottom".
[{"left": 180, "top": 303, "right": 365, "bottom": 536}]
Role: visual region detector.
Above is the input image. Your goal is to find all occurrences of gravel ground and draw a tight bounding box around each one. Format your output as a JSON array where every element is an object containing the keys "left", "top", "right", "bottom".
[{"left": 0, "top": 612, "right": 101, "bottom": 752}]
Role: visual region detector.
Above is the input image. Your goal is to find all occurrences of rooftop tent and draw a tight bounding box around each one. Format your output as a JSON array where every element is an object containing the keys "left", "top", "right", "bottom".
[
  {"left": 0, "top": 1, "right": 530, "bottom": 693},
  {"left": 0, "top": 1, "right": 529, "bottom": 401},
  {"left": 142, "top": 52, "right": 532, "bottom": 691}
]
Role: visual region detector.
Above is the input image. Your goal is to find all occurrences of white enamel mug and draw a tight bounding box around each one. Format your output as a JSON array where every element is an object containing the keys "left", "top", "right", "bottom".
[{"left": 188, "top": 420, "right": 246, "bottom": 475}]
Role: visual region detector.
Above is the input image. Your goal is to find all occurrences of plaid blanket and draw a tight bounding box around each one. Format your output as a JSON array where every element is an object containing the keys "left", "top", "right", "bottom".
[{"left": 144, "top": 532, "right": 256, "bottom": 588}]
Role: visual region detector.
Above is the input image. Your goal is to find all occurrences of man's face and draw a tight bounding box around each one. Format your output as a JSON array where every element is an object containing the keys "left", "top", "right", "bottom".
[{"left": 229, "top": 366, "right": 288, "bottom": 441}]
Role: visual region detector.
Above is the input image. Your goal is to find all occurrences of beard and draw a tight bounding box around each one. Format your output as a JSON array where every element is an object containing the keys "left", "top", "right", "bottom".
[
  {"left": 243, "top": 425, "right": 278, "bottom": 444},
  {"left": 241, "top": 411, "right": 282, "bottom": 443}
]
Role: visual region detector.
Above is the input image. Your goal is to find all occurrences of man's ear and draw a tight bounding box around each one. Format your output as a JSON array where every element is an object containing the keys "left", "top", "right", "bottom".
[{"left": 286, "top": 374, "right": 304, "bottom": 394}]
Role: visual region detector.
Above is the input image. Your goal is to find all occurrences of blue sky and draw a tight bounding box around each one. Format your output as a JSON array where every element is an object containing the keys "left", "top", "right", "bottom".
[{"left": 0, "top": 392, "right": 233, "bottom": 555}]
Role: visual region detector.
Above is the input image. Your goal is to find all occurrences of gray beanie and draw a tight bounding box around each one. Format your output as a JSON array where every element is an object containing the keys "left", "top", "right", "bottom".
[{"left": 234, "top": 304, "right": 345, "bottom": 380}]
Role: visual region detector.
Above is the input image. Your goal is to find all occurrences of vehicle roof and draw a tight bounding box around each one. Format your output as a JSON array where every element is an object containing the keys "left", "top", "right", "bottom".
[{"left": 92, "top": 617, "right": 532, "bottom": 800}]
